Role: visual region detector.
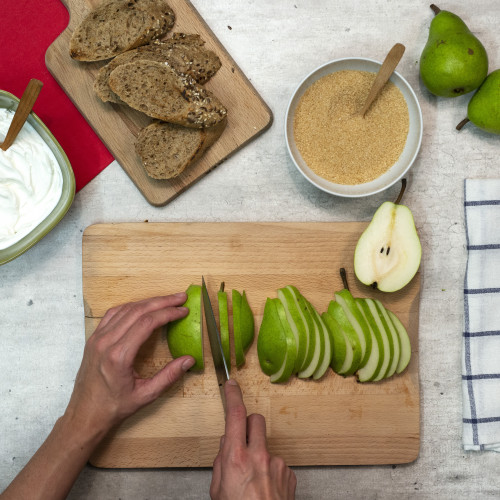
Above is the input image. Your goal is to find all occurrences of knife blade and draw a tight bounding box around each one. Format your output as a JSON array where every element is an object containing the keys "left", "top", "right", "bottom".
[{"left": 201, "top": 276, "right": 230, "bottom": 412}]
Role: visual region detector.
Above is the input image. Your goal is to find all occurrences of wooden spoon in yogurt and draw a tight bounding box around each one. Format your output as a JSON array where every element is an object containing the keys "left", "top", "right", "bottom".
[
  {"left": 359, "top": 43, "right": 405, "bottom": 117},
  {"left": 1, "top": 79, "right": 43, "bottom": 151}
]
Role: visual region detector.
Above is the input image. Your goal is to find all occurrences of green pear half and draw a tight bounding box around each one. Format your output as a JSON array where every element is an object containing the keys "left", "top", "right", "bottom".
[
  {"left": 257, "top": 298, "right": 297, "bottom": 382},
  {"left": 354, "top": 201, "right": 421, "bottom": 292},
  {"left": 217, "top": 288, "right": 231, "bottom": 371},
  {"left": 297, "top": 299, "right": 323, "bottom": 379},
  {"left": 233, "top": 290, "right": 254, "bottom": 368},
  {"left": 327, "top": 301, "right": 361, "bottom": 375},
  {"left": 335, "top": 289, "right": 372, "bottom": 367},
  {"left": 374, "top": 299, "right": 401, "bottom": 379},
  {"left": 387, "top": 310, "right": 412, "bottom": 374},
  {"left": 277, "top": 286, "right": 308, "bottom": 373},
  {"left": 355, "top": 299, "right": 385, "bottom": 382},
  {"left": 167, "top": 284, "right": 204, "bottom": 371}
]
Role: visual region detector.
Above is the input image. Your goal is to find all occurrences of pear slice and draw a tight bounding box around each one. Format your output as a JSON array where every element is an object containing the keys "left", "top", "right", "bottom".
[
  {"left": 387, "top": 310, "right": 411, "bottom": 374},
  {"left": 233, "top": 290, "right": 254, "bottom": 368},
  {"left": 277, "top": 286, "right": 308, "bottom": 373},
  {"left": 270, "top": 298, "right": 297, "bottom": 383},
  {"left": 374, "top": 299, "right": 401, "bottom": 379},
  {"left": 334, "top": 289, "right": 372, "bottom": 368},
  {"left": 322, "top": 312, "right": 358, "bottom": 375},
  {"left": 355, "top": 299, "right": 384, "bottom": 382},
  {"left": 217, "top": 284, "right": 230, "bottom": 371},
  {"left": 311, "top": 307, "right": 333, "bottom": 380},
  {"left": 167, "top": 284, "right": 204, "bottom": 371},
  {"left": 321, "top": 312, "right": 347, "bottom": 373},
  {"left": 354, "top": 182, "right": 422, "bottom": 292},
  {"left": 363, "top": 298, "right": 394, "bottom": 381},
  {"left": 257, "top": 298, "right": 296, "bottom": 380},
  {"left": 288, "top": 285, "right": 316, "bottom": 372},
  {"left": 327, "top": 301, "right": 362, "bottom": 375},
  {"left": 297, "top": 299, "right": 322, "bottom": 379}
]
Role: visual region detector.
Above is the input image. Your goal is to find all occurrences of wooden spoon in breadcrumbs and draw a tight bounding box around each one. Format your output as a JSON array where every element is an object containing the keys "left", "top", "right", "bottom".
[{"left": 359, "top": 43, "right": 405, "bottom": 117}]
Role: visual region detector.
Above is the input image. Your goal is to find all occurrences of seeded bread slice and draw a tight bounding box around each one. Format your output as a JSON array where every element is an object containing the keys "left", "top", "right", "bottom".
[
  {"left": 94, "top": 35, "right": 222, "bottom": 103},
  {"left": 136, "top": 118, "right": 227, "bottom": 179},
  {"left": 70, "top": 0, "right": 175, "bottom": 62},
  {"left": 108, "top": 60, "right": 227, "bottom": 128}
]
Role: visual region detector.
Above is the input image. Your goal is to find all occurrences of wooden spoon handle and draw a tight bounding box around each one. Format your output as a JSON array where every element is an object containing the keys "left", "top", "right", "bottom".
[
  {"left": 360, "top": 43, "right": 405, "bottom": 117},
  {"left": 1, "top": 79, "right": 43, "bottom": 151}
]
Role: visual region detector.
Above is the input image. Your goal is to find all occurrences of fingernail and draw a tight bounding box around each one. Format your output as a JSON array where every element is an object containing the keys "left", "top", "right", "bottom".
[
  {"left": 174, "top": 292, "right": 187, "bottom": 298},
  {"left": 227, "top": 379, "right": 237, "bottom": 386},
  {"left": 182, "top": 357, "right": 195, "bottom": 371},
  {"left": 177, "top": 306, "right": 189, "bottom": 313}
]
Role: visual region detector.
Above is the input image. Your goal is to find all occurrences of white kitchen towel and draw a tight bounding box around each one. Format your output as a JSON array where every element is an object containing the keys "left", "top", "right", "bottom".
[{"left": 463, "top": 179, "right": 500, "bottom": 451}]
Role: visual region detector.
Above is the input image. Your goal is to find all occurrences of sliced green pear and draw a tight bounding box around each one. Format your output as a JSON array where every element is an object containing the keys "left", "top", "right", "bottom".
[
  {"left": 355, "top": 299, "right": 384, "bottom": 382},
  {"left": 354, "top": 182, "right": 422, "bottom": 293},
  {"left": 321, "top": 312, "right": 347, "bottom": 373},
  {"left": 257, "top": 298, "right": 296, "bottom": 379},
  {"left": 277, "top": 286, "right": 308, "bottom": 373},
  {"left": 217, "top": 284, "right": 230, "bottom": 371},
  {"left": 334, "top": 289, "right": 372, "bottom": 368},
  {"left": 297, "top": 299, "right": 322, "bottom": 379},
  {"left": 311, "top": 307, "right": 333, "bottom": 380},
  {"left": 233, "top": 290, "right": 254, "bottom": 368},
  {"left": 270, "top": 298, "right": 297, "bottom": 383},
  {"left": 288, "top": 285, "right": 316, "bottom": 372},
  {"left": 363, "top": 298, "right": 394, "bottom": 382},
  {"left": 327, "top": 301, "right": 361, "bottom": 375},
  {"left": 374, "top": 299, "right": 400, "bottom": 379},
  {"left": 167, "top": 284, "right": 204, "bottom": 371},
  {"left": 387, "top": 310, "right": 411, "bottom": 374}
]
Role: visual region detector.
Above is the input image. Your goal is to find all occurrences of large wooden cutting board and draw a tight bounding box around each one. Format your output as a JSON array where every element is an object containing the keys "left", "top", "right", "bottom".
[
  {"left": 82, "top": 222, "right": 420, "bottom": 468},
  {"left": 46, "top": 0, "right": 272, "bottom": 206}
]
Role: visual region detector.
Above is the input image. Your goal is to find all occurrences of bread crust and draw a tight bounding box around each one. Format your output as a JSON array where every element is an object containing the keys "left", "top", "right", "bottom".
[{"left": 70, "top": 0, "right": 175, "bottom": 62}]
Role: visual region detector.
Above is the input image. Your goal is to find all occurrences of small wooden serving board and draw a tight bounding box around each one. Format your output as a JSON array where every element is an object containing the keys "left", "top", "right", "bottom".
[
  {"left": 46, "top": 0, "right": 272, "bottom": 206},
  {"left": 82, "top": 222, "right": 420, "bottom": 468}
]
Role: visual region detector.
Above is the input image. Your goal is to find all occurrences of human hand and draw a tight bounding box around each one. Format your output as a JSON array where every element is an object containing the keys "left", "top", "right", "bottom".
[
  {"left": 210, "top": 380, "right": 296, "bottom": 500},
  {"left": 64, "top": 293, "right": 195, "bottom": 435}
]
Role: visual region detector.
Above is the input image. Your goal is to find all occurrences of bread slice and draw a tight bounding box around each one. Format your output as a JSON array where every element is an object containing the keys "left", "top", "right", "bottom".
[
  {"left": 70, "top": 0, "right": 175, "bottom": 61},
  {"left": 94, "top": 35, "right": 222, "bottom": 103},
  {"left": 108, "top": 60, "right": 227, "bottom": 128},
  {"left": 136, "top": 118, "right": 227, "bottom": 179}
]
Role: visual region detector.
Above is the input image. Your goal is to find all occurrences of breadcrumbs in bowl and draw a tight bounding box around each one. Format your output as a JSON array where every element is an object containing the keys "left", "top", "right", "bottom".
[{"left": 285, "top": 58, "right": 423, "bottom": 198}]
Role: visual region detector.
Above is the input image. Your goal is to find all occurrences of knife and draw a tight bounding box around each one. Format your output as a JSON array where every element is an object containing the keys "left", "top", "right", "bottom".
[{"left": 201, "top": 276, "right": 230, "bottom": 412}]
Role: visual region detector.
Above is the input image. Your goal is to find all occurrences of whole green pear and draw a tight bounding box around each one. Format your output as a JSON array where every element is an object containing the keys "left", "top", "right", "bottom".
[
  {"left": 457, "top": 69, "right": 500, "bottom": 134},
  {"left": 420, "top": 4, "right": 488, "bottom": 97}
]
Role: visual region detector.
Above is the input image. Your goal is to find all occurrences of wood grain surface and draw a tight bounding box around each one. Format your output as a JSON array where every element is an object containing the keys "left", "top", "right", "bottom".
[
  {"left": 82, "top": 222, "right": 420, "bottom": 468},
  {"left": 45, "top": 0, "right": 272, "bottom": 206}
]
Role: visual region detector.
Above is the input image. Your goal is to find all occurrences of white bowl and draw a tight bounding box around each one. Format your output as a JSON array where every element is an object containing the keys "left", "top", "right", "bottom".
[{"left": 285, "top": 57, "right": 423, "bottom": 198}]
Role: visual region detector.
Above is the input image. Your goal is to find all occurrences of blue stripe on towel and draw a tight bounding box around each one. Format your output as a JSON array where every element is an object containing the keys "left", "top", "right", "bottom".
[
  {"left": 468, "top": 244, "right": 500, "bottom": 250},
  {"left": 463, "top": 330, "right": 500, "bottom": 337},
  {"left": 465, "top": 200, "right": 500, "bottom": 206},
  {"left": 465, "top": 288, "right": 500, "bottom": 294},
  {"left": 464, "top": 417, "right": 500, "bottom": 424},
  {"left": 462, "top": 374, "right": 500, "bottom": 380}
]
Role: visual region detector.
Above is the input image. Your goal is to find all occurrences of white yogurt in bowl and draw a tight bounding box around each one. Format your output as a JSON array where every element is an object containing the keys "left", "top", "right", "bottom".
[{"left": 0, "top": 108, "right": 63, "bottom": 250}]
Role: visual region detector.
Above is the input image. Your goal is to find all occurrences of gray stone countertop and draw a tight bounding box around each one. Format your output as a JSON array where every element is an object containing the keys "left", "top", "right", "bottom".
[{"left": 1, "top": 0, "right": 500, "bottom": 498}]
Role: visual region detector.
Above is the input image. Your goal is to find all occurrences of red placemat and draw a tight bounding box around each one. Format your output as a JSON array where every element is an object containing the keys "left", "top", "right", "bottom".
[{"left": 0, "top": 0, "right": 113, "bottom": 192}]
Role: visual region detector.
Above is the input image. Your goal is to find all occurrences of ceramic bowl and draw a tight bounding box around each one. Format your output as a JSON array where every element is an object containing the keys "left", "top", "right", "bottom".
[
  {"left": 0, "top": 89, "right": 75, "bottom": 266},
  {"left": 285, "top": 57, "right": 423, "bottom": 197}
]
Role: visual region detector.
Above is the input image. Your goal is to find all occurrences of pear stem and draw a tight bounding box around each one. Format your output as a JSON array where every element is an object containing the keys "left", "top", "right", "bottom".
[
  {"left": 340, "top": 268, "right": 349, "bottom": 291},
  {"left": 430, "top": 4, "right": 441, "bottom": 15},
  {"left": 220, "top": 281, "right": 225, "bottom": 292},
  {"left": 394, "top": 178, "right": 407, "bottom": 205},
  {"left": 456, "top": 118, "right": 470, "bottom": 131}
]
